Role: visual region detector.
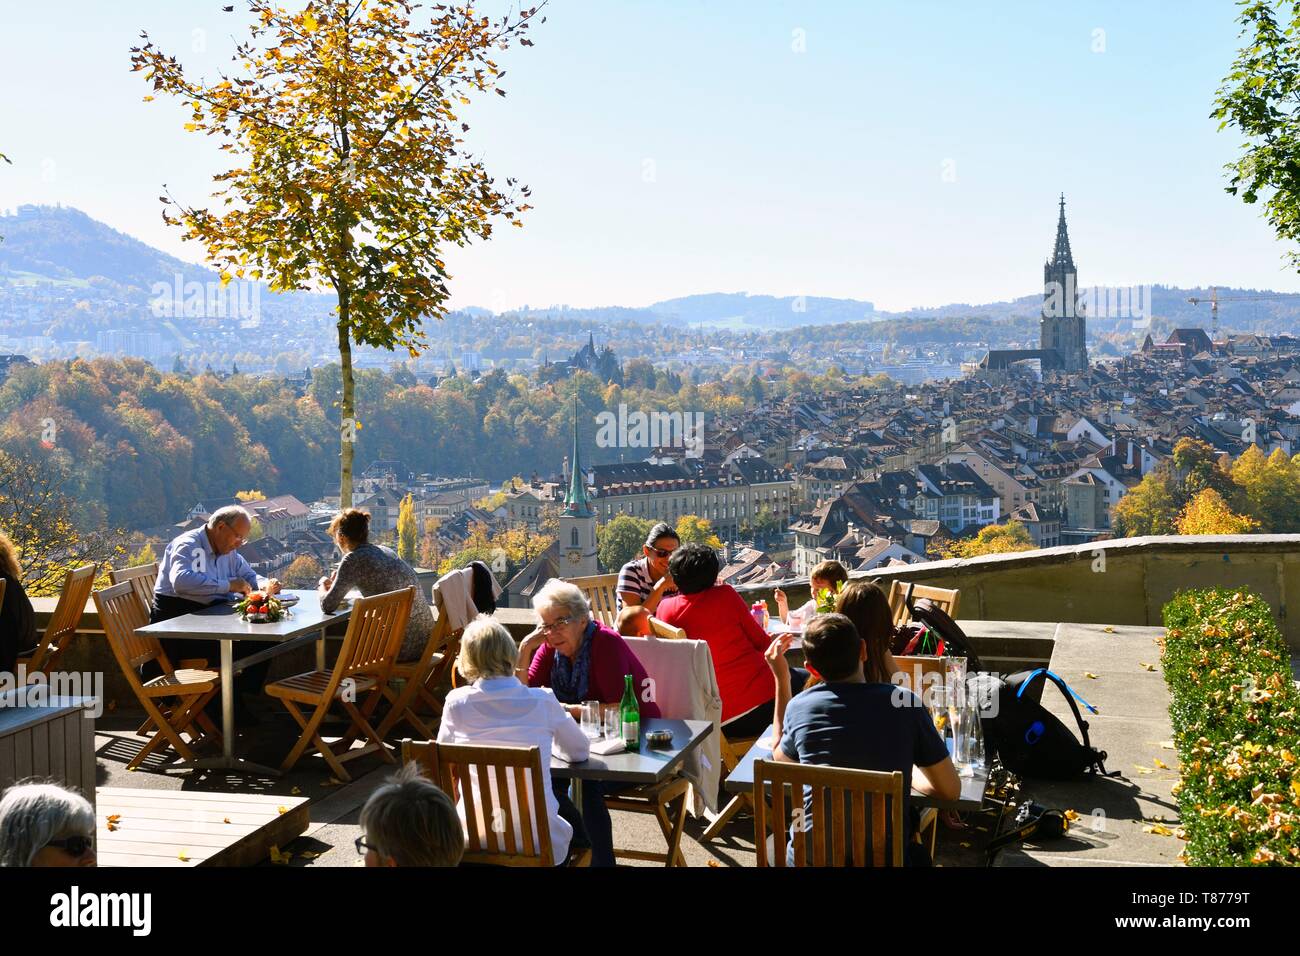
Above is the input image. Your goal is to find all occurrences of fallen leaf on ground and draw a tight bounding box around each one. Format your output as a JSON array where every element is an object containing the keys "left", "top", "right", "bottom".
[
  {"left": 1143, "top": 824, "right": 1174, "bottom": 836},
  {"left": 1138, "top": 662, "right": 1157, "bottom": 672},
  {"left": 269, "top": 845, "right": 292, "bottom": 864},
  {"left": 277, "top": 806, "right": 288, "bottom": 815},
  {"left": 707, "top": 859, "right": 720, "bottom": 867},
  {"left": 1084, "top": 672, "right": 1099, "bottom": 679},
  {"left": 1153, "top": 758, "right": 1170, "bottom": 769},
  {"left": 1134, "top": 765, "right": 1154, "bottom": 774},
  {"left": 223, "top": 817, "right": 231, "bottom": 824},
  {"left": 1063, "top": 809, "right": 1080, "bottom": 821},
  {"left": 106, "top": 814, "right": 121, "bottom": 823},
  {"left": 299, "top": 850, "right": 320, "bottom": 859},
  {"left": 1102, "top": 626, "right": 1114, "bottom": 633},
  {"left": 178, "top": 850, "right": 190, "bottom": 861}
]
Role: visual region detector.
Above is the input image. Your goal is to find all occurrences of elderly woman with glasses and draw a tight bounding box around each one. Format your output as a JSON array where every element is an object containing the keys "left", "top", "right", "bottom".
[
  {"left": 514, "top": 579, "right": 661, "bottom": 867},
  {"left": 0, "top": 780, "right": 96, "bottom": 867}
]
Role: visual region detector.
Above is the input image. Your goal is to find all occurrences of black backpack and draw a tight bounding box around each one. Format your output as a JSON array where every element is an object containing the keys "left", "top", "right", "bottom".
[{"left": 974, "top": 668, "right": 1116, "bottom": 780}]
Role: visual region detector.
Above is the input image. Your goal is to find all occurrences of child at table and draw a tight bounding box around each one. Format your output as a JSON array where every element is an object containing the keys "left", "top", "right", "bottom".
[
  {"left": 765, "top": 613, "right": 960, "bottom": 866},
  {"left": 773, "top": 560, "right": 848, "bottom": 628}
]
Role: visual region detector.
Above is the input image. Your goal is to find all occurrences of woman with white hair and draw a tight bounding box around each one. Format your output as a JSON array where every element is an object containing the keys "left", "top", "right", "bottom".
[
  {"left": 515, "top": 578, "right": 660, "bottom": 867},
  {"left": 0, "top": 780, "right": 96, "bottom": 867},
  {"left": 436, "top": 615, "right": 590, "bottom": 865}
]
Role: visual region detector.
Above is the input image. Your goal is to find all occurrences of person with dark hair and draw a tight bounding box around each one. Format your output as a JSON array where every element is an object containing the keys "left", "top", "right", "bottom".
[
  {"left": 766, "top": 613, "right": 960, "bottom": 865},
  {"left": 835, "top": 581, "right": 899, "bottom": 684},
  {"left": 319, "top": 508, "right": 435, "bottom": 661},
  {"left": 0, "top": 528, "right": 36, "bottom": 676},
  {"left": 657, "top": 543, "right": 808, "bottom": 738},
  {"left": 615, "top": 522, "right": 679, "bottom": 614}
]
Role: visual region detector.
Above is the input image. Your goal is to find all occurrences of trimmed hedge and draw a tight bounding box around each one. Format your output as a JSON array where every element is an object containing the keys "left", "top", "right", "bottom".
[{"left": 1163, "top": 587, "right": 1300, "bottom": 865}]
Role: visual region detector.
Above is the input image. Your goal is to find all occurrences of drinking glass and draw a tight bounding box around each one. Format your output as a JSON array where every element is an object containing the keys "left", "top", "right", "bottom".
[
  {"left": 969, "top": 713, "right": 986, "bottom": 772},
  {"left": 581, "top": 701, "right": 601, "bottom": 739},
  {"left": 603, "top": 704, "right": 621, "bottom": 740}
]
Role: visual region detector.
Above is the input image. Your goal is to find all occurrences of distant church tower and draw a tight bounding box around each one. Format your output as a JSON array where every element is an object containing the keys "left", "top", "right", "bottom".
[
  {"left": 1039, "top": 194, "right": 1088, "bottom": 372},
  {"left": 558, "top": 392, "right": 599, "bottom": 575}
]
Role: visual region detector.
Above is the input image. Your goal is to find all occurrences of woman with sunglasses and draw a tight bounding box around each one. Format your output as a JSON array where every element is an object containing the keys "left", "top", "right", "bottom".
[
  {"left": 615, "top": 522, "right": 680, "bottom": 614},
  {"left": 0, "top": 780, "right": 96, "bottom": 867}
]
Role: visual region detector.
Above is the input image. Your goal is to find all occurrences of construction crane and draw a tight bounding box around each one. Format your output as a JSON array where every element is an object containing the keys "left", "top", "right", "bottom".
[{"left": 1186, "top": 286, "right": 1296, "bottom": 340}]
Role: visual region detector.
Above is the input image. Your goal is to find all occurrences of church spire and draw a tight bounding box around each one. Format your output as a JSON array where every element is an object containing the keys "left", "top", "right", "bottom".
[
  {"left": 562, "top": 388, "right": 593, "bottom": 517},
  {"left": 1050, "top": 193, "right": 1074, "bottom": 271}
]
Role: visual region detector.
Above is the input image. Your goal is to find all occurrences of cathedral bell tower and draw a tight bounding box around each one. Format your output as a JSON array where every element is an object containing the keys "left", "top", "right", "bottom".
[
  {"left": 558, "top": 391, "right": 599, "bottom": 575},
  {"left": 1040, "top": 194, "right": 1088, "bottom": 372}
]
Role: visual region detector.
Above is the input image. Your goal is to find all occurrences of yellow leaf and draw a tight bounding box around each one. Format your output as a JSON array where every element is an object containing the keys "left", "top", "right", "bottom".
[
  {"left": 1063, "top": 809, "right": 1080, "bottom": 821},
  {"left": 184, "top": 123, "right": 199, "bottom": 132},
  {"left": 178, "top": 849, "right": 190, "bottom": 861},
  {"left": 277, "top": 806, "right": 288, "bottom": 814},
  {"left": 223, "top": 817, "right": 231, "bottom": 824},
  {"left": 302, "top": 10, "right": 318, "bottom": 30},
  {"left": 106, "top": 814, "right": 121, "bottom": 823},
  {"left": 1153, "top": 758, "right": 1169, "bottom": 769},
  {"left": 300, "top": 850, "right": 320, "bottom": 859},
  {"left": 1134, "top": 765, "right": 1153, "bottom": 774},
  {"left": 1138, "top": 662, "right": 1157, "bottom": 672},
  {"left": 1143, "top": 824, "right": 1173, "bottom": 836},
  {"left": 269, "top": 844, "right": 292, "bottom": 864},
  {"left": 1084, "top": 672, "right": 1099, "bottom": 680},
  {"left": 1102, "top": 626, "right": 1114, "bottom": 633}
]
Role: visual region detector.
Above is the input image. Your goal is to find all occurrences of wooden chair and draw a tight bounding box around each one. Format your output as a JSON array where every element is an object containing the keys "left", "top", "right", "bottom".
[
  {"left": 19, "top": 564, "right": 96, "bottom": 678},
  {"left": 648, "top": 616, "right": 686, "bottom": 640},
  {"left": 886, "top": 580, "right": 961, "bottom": 628},
  {"left": 754, "top": 759, "right": 906, "bottom": 867},
  {"left": 109, "top": 562, "right": 158, "bottom": 618},
  {"left": 567, "top": 572, "right": 622, "bottom": 626},
  {"left": 371, "top": 587, "right": 463, "bottom": 741},
  {"left": 402, "top": 739, "right": 572, "bottom": 867},
  {"left": 93, "top": 582, "right": 222, "bottom": 770},
  {"left": 265, "top": 587, "right": 413, "bottom": 781}
]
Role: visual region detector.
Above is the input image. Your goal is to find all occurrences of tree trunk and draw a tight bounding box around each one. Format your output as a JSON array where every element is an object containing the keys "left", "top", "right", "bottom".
[{"left": 338, "top": 297, "right": 355, "bottom": 510}]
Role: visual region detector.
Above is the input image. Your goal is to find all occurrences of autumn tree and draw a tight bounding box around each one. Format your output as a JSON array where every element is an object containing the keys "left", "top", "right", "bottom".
[
  {"left": 1111, "top": 466, "right": 1180, "bottom": 537},
  {"left": 236, "top": 489, "right": 265, "bottom": 502},
  {"left": 1172, "top": 438, "right": 1236, "bottom": 503},
  {"left": 1231, "top": 445, "right": 1300, "bottom": 532},
  {"left": 0, "top": 449, "right": 123, "bottom": 596},
  {"left": 940, "top": 520, "right": 1036, "bottom": 559},
  {"left": 1176, "top": 488, "right": 1260, "bottom": 535},
  {"left": 417, "top": 516, "right": 442, "bottom": 569},
  {"left": 283, "top": 554, "right": 324, "bottom": 588},
  {"left": 132, "top": 0, "right": 542, "bottom": 508},
  {"left": 597, "top": 514, "right": 651, "bottom": 573},
  {"left": 397, "top": 492, "right": 418, "bottom": 562},
  {"left": 675, "top": 514, "right": 723, "bottom": 549}
]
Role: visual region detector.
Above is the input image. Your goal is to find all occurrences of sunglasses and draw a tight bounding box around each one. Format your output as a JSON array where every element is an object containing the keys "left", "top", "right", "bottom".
[
  {"left": 45, "top": 835, "right": 94, "bottom": 857},
  {"left": 647, "top": 546, "right": 676, "bottom": 559}
]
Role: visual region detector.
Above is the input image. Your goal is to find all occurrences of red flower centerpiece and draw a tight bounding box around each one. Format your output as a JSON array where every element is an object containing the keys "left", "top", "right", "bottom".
[{"left": 235, "top": 591, "right": 287, "bottom": 623}]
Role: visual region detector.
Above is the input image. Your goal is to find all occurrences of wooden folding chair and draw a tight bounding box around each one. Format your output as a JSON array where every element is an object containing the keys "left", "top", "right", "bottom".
[
  {"left": 372, "top": 587, "right": 462, "bottom": 741},
  {"left": 606, "top": 775, "right": 692, "bottom": 866},
  {"left": 567, "top": 572, "right": 621, "bottom": 625},
  {"left": 754, "top": 759, "right": 906, "bottom": 867},
  {"left": 19, "top": 564, "right": 95, "bottom": 678},
  {"left": 701, "top": 732, "right": 761, "bottom": 841},
  {"left": 648, "top": 616, "right": 686, "bottom": 639},
  {"left": 887, "top": 580, "right": 961, "bottom": 627},
  {"left": 94, "top": 582, "right": 222, "bottom": 770},
  {"left": 265, "top": 587, "right": 413, "bottom": 781},
  {"left": 402, "top": 739, "right": 574, "bottom": 867},
  {"left": 109, "top": 562, "right": 158, "bottom": 618}
]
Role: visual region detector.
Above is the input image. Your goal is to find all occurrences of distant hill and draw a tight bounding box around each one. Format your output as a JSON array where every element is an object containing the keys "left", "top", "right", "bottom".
[
  {"left": 646, "top": 292, "right": 881, "bottom": 329},
  {"left": 0, "top": 205, "right": 218, "bottom": 292}
]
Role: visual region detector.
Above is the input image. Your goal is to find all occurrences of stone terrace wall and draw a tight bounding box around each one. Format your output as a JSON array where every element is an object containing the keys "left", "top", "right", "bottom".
[{"left": 735, "top": 534, "right": 1300, "bottom": 649}]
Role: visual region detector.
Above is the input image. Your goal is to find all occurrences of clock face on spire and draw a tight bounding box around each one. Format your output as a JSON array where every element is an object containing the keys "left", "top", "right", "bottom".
[{"left": 567, "top": 550, "right": 583, "bottom": 565}]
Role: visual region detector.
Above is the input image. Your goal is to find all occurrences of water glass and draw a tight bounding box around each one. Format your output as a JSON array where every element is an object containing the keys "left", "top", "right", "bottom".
[
  {"left": 580, "top": 701, "right": 601, "bottom": 739},
  {"left": 603, "top": 704, "right": 621, "bottom": 740}
]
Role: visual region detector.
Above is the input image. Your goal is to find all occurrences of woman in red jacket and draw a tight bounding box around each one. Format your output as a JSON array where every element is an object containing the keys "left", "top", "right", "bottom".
[{"left": 657, "top": 544, "right": 809, "bottom": 739}]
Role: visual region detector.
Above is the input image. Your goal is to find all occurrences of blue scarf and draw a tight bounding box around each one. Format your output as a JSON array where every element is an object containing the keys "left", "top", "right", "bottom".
[{"left": 550, "top": 620, "right": 596, "bottom": 704}]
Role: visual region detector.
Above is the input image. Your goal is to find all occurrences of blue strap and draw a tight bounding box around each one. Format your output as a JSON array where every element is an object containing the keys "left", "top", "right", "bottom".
[{"left": 1015, "top": 668, "right": 1098, "bottom": 715}]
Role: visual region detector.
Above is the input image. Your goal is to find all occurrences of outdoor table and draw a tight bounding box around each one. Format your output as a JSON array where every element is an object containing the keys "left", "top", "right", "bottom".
[
  {"left": 134, "top": 589, "right": 350, "bottom": 775},
  {"left": 724, "top": 727, "right": 989, "bottom": 812},
  {"left": 552, "top": 717, "right": 713, "bottom": 813}
]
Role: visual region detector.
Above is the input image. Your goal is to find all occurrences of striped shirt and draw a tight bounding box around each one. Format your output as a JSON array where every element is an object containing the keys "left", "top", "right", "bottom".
[{"left": 616, "top": 557, "right": 676, "bottom": 610}]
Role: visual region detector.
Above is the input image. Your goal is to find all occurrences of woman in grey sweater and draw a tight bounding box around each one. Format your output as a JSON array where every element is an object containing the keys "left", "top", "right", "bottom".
[{"left": 319, "top": 509, "right": 435, "bottom": 662}]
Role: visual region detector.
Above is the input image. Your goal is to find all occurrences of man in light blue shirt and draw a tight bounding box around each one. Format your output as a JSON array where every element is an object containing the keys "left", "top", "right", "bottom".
[{"left": 151, "top": 505, "right": 283, "bottom": 725}]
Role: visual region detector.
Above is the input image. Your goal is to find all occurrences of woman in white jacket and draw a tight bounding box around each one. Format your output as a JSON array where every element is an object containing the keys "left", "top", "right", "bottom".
[{"left": 437, "top": 615, "right": 590, "bottom": 865}]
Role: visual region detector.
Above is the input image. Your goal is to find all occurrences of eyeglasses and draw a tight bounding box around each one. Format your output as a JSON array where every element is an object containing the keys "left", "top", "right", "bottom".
[
  {"left": 355, "top": 835, "right": 378, "bottom": 856},
  {"left": 648, "top": 546, "right": 676, "bottom": 558},
  {"left": 44, "top": 835, "right": 94, "bottom": 858},
  {"left": 538, "top": 616, "right": 574, "bottom": 633}
]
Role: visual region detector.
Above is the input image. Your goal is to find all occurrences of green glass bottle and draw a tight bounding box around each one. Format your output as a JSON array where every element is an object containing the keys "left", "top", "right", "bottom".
[{"left": 620, "top": 673, "right": 640, "bottom": 752}]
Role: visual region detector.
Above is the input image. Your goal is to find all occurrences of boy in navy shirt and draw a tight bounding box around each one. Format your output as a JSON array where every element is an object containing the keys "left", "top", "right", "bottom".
[{"left": 767, "top": 613, "right": 959, "bottom": 865}]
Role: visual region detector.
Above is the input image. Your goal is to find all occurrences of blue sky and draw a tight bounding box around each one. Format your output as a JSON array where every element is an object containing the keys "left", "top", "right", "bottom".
[{"left": 0, "top": 0, "right": 1294, "bottom": 312}]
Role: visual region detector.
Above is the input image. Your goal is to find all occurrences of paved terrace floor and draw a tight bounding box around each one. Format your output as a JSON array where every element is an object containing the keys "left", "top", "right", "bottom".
[{"left": 85, "top": 620, "right": 1178, "bottom": 867}]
